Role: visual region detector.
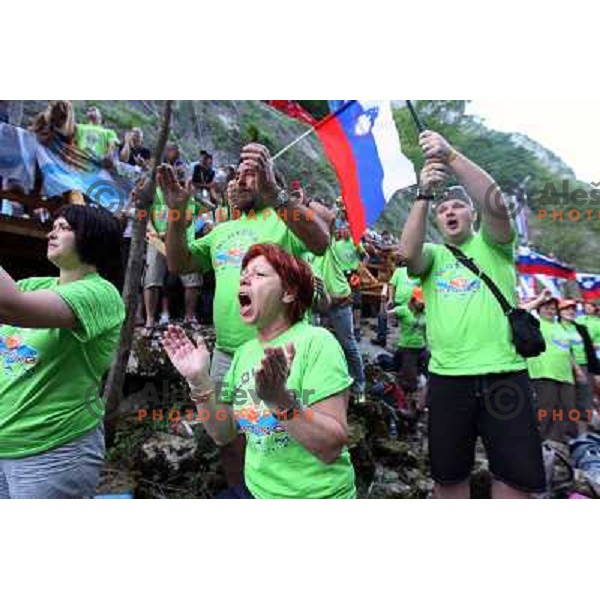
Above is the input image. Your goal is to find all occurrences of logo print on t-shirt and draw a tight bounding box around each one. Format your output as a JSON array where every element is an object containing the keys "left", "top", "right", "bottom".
[
  {"left": 0, "top": 335, "right": 39, "bottom": 375},
  {"left": 550, "top": 337, "right": 571, "bottom": 352},
  {"left": 214, "top": 230, "right": 258, "bottom": 270},
  {"left": 434, "top": 263, "right": 481, "bottom": 296}
]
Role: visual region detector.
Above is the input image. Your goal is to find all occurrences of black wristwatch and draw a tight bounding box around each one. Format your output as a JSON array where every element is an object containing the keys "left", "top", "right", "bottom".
[
  {"left": 274, "top": 189, "right": 290, "bottom": 210},
  {"left": 416, "top": 189, "right": 435, "bottom": 201}
]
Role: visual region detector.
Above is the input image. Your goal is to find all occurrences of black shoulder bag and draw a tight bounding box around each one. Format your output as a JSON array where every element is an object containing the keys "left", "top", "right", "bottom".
[{"left": 445, "top": 244, "right": 546, "bottom": 358}]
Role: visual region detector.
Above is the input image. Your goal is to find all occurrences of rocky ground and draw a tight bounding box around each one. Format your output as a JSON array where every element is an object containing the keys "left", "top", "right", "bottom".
[{"left": 97, "top": 318, "right": 598, "bottom": 499}]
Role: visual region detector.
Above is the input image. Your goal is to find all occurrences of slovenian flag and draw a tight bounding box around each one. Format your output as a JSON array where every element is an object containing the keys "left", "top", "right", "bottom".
[
  {"left": 576, "top": 273, "right": 600, "bottom": 301},
  {"left": 265, "top": 100, "right": 416, "bottom": 242},
  {"left": 517, "top": 246, "right": 576, "bottom": 280},
  {"left": 316, "top": 101, "right": 416, "bottom": 242}
]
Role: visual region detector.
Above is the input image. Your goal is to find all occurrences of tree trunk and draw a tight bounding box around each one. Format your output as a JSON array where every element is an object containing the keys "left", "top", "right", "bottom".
[{"left": 103, "top": 101, "right": 173, "bottom": 442}]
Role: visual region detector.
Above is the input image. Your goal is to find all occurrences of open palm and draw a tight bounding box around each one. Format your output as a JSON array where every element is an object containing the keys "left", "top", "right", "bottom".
[
  {"left": 162, "top": 325, "right": 210, "bottom": 386},
  {"left": 157, "top": 164, "right": 192, "bottom": 210}
]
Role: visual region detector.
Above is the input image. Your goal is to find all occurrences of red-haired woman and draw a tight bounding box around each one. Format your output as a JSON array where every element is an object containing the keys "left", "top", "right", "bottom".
[{"left": 162, "top": 243, "right": 356, "bottom": 498}]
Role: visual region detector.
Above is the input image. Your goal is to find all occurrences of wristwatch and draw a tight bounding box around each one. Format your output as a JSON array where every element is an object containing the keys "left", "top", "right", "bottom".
[
  {"left": 416, "top": 189, "right": 435, "bottom": 201},
  {"left": 274, "top": 188, "right": 290, "bottom": 210}
]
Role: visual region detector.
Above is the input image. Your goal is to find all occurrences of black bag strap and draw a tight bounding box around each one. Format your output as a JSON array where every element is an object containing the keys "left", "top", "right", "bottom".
[{"left": 444, "top": 244, "right": 514, "bottom": 316}]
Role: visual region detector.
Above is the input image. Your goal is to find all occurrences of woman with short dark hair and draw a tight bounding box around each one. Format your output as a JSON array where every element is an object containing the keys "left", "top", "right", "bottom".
[
  {"left": 162, "top": 243, "right": 356, "bottom": 498},
  {"left": 0, "top": 202, "right": 125, "bottom": 498}
]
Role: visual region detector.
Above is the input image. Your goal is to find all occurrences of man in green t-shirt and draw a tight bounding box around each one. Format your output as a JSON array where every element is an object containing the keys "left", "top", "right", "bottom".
[
  {"left": 333, "top": 224, "right": 367, "bottom": 342},
  {"left": 400, "top": 130, "right": 545, "bottom": 499},
  {"left": 306, "top": 202, "right": 366, "bottom": 403},
  {"left": 74, "top": 106, "right": 119, "bottom": 164},
  {"left": 142, "top": 187, "right": 201, "bottom": 329},
  {"left": 375, "top": 262, "right": 421, "bottom": 347},
  {"left": 387, "top": 287, "right": 427, "bottom": 396},
  {"left": 160, "top": 143, "right": 330, "bottom": 485}
]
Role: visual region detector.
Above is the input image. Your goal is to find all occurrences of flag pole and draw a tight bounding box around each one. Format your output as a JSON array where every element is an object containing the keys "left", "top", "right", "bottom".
[
  {"left": 271, "top": 101, "right": 357, "bottom": 161},
  {"left": 271, "top": 126, "right": 316, "bottom": 161},
  {"left": 406, "top": 100, "right": 425, "bottom": 134}
]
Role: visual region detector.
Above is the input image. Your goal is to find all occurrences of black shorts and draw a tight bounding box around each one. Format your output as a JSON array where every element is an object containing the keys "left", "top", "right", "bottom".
[{"left": 427, "top": 370, "right": 545, "bottom": 494}]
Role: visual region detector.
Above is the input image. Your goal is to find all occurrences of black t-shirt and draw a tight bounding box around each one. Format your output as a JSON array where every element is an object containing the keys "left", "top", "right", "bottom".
[
  {"left": 120, "top": 144, "right": 151, "bottom": 166},
  {"left": 192, "top": 164, "right": 215, "bottom": 185}
]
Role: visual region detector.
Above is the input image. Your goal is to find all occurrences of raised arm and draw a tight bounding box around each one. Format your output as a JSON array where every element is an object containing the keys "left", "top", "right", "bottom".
[
  {"left": 0, "top": 266, "right": 77, "bottom": 329},
  {"left": 420, "top": 130, "right": 512, "bottom": 244},
  {"left": 159, "top": 165, "right": 199, "bottom": 275},
  {"left": 119, "top": 131, "right": 133, "bottom": 163},
  {"left": 240, "top": 144, "right": 330, "bottom": 255},
  {"left": 399, "top": 161, "right": 448, "bottom": 276},
  {"left": 520, "top": 289, "right": 553, "bottom": 312}
]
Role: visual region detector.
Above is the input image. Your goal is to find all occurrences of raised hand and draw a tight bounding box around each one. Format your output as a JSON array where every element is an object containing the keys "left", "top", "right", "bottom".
[
  {"left": 419, "top": 130, "right": 456, "bottom": 163},
  {"left": 239, "top": 143, "right": 280, "bottom": 206},
  {"left": 226, "top": 177, "right": 254, "bottom": 213},
  {"left": 157, "top": 164, "right": 192, "bottom": 211},
  {"left": 255, "top": 343, "right": 296, "bottom": 408},
  {"left": 161, "top": 325, "right": 211, "bottom": 387},
  {"left": 419, "top": 160, "right": 450, "bottom": 195}
]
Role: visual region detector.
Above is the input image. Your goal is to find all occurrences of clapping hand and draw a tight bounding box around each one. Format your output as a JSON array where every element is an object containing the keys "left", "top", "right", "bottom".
[
  {"left": 255, "top": 343, "right": 296, "bottom": 409},
  {"left": 162, "top": 325, "right": 211, "bottom": 388}
]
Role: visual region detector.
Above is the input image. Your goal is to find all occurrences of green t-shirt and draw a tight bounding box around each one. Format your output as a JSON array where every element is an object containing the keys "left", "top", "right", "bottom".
[
  {"left": 189, "top": 208, "right": 308, "bottom": 354},
  {"left": 151, "top": 188, "right": 196, "bottom": 245},
  {"left": 321, "top": 242, "right": 352, "bottom": 298},
  {"left": 301, "top": 251, "right": 323, "bottom": 280},
  {"left": 0, "top": 273, "right": 125, "bottom": 458},
  {"left": 75, "top": 123, "right": 119, "bottom": 158},
  {"left": 577, "top": 315, "right": 600, "bottom": 358},
  {"left": 561, "top": 321, "right": 586, "bottom": 366},
  {"left": 334, "top": 238, "right": 363, "bottom": 273},
  {"left": 527, "top": 317, "right": 575, "bottom": 384},
  {"left": 221, "top": 321, "right": 356, "bottom": 499},
  {"left": 395, "top": 305, "right": 426, "bottom": 349},
  {"left": 389, "top": 267, "right": 419, "bottom": 305},
  {"left": 414, "top": 229, "right": 525, "bottom": 376}
]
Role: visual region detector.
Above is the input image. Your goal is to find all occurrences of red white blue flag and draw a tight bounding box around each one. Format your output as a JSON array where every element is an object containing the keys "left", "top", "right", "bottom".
[
  {"left": 576, "top": 273, "right": 600, "bottom": 301},
  {"left": 316, "top": 101, "right": 416, "bottom": 242},
  {"left": 517, "top": 246, "right": 576, "bottom": 280}
]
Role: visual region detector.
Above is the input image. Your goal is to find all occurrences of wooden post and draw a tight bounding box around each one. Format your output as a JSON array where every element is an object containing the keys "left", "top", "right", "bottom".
[{"left": 103, "top": 100, "right": 173, "bottom": 441}]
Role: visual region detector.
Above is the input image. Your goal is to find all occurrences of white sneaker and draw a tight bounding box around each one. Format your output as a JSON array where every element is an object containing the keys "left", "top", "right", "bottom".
[{"left": 158, "top": 313, "right": 170, "bottom": 326}]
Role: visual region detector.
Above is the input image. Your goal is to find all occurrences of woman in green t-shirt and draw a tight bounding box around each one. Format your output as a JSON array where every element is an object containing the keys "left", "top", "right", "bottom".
[
  {"left": 163, "top": 243, "right": 356, "bottom": 499},
  {"left": 0, "top": 203, "right": 125, "bottom": 498},
  {"left": 524, "top": 292, "right": 582, "bottom": 442}
]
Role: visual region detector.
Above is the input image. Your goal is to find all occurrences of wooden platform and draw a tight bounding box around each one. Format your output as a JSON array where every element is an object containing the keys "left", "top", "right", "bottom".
[{"left": 0, "top": 214, "right": 56, "bottom": 279}]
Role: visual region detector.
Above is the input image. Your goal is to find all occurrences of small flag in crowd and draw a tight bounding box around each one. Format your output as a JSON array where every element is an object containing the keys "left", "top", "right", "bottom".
[
  {"left": 517, "top": 246, "right": 576, "bottom": 280},
  {"left": 576, "top": 273, "right": 600, "bottom": 301}
]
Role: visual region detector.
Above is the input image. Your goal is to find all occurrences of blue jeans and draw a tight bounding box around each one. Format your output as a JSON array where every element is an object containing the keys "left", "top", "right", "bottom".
[
  {"left": 328, "top": 304, "right": 365, "bottom": 392},
  {"left": 0, "top": 425, "right": 105, "bottom": 499}
]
